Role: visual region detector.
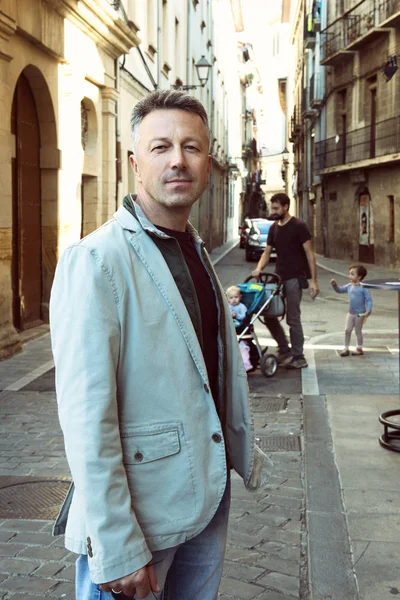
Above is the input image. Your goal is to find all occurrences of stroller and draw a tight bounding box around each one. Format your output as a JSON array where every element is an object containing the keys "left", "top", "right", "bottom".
[{"left": 235, "top": 272, "right": 285, "bottom": 378}]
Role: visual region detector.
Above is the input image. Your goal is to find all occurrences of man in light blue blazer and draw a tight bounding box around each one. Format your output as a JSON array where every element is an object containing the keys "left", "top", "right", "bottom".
[{"left": 50, "top": 90, "right": 267, "bottom": 600}]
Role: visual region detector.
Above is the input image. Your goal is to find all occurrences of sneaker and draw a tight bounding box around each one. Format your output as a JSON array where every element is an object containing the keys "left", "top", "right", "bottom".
[
  {"left": 351, "top": 348, "right": 364, "bottom": 356},
  {"left": 276, "top": 349, "right": 293, "bottom": 365},
  {"left": 340, "top": 349, "right": 350, "bottom": 357},
  {"left": 286, "top": 356, "right": 308, "bottom": 369}
]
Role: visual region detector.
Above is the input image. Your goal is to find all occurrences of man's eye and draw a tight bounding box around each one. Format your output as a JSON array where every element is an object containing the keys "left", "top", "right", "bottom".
[
  {"left": 153, "top": 145, "right": 167, "bottom": 151},
  {"left": 185, "top": 145, "right": 199, "bottom": 151}
]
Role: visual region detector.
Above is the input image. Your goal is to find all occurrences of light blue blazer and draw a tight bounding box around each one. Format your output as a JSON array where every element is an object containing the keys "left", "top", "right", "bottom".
[{"left": 50, "top": 203, "right": 258, "bottom": 584}]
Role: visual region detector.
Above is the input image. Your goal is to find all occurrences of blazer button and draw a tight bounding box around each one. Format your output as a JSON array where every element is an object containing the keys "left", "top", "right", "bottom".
[
  {"left": 204, "top": 383, "right": 209, "bottom": 393},
  {"left": 212, "top": 433, "right": 222, "bottom": 443},
  {"left": 134, "top": 452, "right": 144, "bottom": 462}
]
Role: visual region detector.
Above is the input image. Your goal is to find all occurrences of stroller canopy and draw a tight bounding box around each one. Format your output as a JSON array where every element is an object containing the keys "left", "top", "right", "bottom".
[{"left": 237, "top": 282, "right": 266, "bottom": 315}]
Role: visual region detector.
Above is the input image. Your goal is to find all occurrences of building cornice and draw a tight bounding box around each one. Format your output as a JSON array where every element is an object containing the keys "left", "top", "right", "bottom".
[{"left": 45, "top": 0, "right": 140, "bottom": 58}]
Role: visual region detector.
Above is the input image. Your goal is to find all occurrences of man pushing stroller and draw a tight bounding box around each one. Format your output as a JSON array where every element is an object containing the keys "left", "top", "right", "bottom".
[{"left": 251, "top": 193, "right": 320, "bottom": 369}]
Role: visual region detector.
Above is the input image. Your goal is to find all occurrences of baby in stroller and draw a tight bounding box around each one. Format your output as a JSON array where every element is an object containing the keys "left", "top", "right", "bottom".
[
  {"left": 226, "top": 285, "right": 253, "bottom": 372},
  {"left": 226, "top": 274, "right": 284, "bottom": 378}
]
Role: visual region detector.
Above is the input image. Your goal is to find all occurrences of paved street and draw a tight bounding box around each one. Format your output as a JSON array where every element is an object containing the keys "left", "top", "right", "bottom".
[{"left": 0, "top": 243, "right": 399, "bottom": 599}]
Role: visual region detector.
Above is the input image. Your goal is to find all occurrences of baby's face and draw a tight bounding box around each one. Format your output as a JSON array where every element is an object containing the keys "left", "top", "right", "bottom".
[{"left": 227, "top": 291, "right": 241, "bottom": 306}]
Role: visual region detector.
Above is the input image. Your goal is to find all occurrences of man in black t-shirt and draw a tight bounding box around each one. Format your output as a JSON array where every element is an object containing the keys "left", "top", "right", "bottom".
[{"left": 252, "top": 193, "right": 319, "bottom": 369}]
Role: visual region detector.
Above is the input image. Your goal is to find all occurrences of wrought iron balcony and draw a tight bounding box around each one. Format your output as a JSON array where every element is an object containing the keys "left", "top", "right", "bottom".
[
  {"left": 320, "top": 0, "right": 396, "bottom": 65},
  {"left": 314, "top": 115, "right": 400, "bottom": 170},
  {"left": 379, "top": 0, "right": 400, "bottom": 26},
  {"left": 304, "top": 12, "right": 316, "bottom": 49}
]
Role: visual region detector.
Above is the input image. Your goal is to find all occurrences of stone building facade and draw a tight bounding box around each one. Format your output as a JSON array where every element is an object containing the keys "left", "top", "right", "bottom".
[
  {"left": 0, "top": 0, "right": 243, "bottom": 359},
  {"left": 291, "top": 0, "right": 400, "bottom": 266},
  {"left": 0, "top": 0, "right": 139, "bottom": 359}
]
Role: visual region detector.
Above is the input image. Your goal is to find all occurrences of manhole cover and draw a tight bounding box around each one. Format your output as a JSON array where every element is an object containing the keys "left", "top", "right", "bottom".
[
  {"left": 256, "top": 434, "right": 301, "bottom": 452},
  {"left": 0, "top": 478, "right": 70, "bottom": 519},
  {"left": 251, "top": 398, "right": 288, "bottom": 412}
]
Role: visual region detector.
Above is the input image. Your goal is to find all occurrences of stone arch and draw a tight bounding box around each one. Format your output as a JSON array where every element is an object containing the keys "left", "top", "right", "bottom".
[{"left": 11, "top": 65, "right": 59, "bottom": 330}]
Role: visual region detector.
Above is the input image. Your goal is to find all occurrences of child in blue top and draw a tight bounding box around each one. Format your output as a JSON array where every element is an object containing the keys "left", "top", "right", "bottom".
[
  {"left": 330, "top": 264, "right": 373, "bottom": 356},
  {"left": 226, "top": 285, "right": 253, "bottom": 372}
]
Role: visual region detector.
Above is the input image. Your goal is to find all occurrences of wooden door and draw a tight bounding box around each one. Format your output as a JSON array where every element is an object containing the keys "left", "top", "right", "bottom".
[{"left": 11, "top": 74, "right": 42, "bottom": 330}]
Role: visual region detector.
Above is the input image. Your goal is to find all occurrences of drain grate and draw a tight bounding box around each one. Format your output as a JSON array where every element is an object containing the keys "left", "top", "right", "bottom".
[
  {"left": 256, "top": 434, "right": 301, "bottom": 452},
  {"left": 251, "top": 397, "right": 288, "bottom": 412},
  {"left": 0, "top": 477, "right": 70, "bottom": 519}
]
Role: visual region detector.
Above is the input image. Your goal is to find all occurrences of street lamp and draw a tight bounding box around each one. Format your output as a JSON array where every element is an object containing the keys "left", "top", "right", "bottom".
[
  {"left": 172, "top": 56, "right": 212, "bottom": 90},
  {"left": 281, "top": 147, "right": 289, "bottom": 181},
  {"left": 382, "top": 56, "right": 398, "bottom": 82}
]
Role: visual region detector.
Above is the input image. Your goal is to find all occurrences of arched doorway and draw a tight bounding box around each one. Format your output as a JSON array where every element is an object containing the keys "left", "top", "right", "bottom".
[
  {"left": 11, "top": 73, "right": 42, "bottom": 330},
  {"left": 10, "top": 66, "right": 58, "bottom": 331}
]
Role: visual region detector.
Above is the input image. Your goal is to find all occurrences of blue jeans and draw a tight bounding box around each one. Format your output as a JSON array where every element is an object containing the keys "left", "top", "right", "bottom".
[{"left": 75, "top": 477, "right": 231, "bottom": 600}]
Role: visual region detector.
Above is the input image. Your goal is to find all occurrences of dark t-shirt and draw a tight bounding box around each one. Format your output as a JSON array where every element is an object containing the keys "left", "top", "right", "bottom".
[
  {"left": 267, "top": 217, "right": 311, "bottom": 281},
  {"left": 157, "top": 226, "right": 219, "bottom": 404}
]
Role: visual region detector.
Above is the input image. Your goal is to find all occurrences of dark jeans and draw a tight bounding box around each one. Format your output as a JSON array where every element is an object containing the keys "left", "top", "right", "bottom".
[{"left": 265, "top": 277, "right": 304, "bottom": 358}]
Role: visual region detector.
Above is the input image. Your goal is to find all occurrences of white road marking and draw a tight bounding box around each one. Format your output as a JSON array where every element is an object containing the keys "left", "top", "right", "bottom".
[{"left": 5, "top": 359, "right": 55, "bottom": 391}]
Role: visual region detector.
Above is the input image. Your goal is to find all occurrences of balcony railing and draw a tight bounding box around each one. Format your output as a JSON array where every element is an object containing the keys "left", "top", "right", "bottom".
[
  {"left": 314, "top": 115, "right": 400, "bottom": 169},
  {"left": 304, "top": 12, "right": 317, "bottom": 49},
  {"left": 321, "top": 0, "right": 400, "bottom": 64}
]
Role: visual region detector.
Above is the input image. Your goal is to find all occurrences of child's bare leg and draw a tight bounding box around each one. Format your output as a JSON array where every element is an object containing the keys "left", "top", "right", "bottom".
[{"left": 344, "top": 313, "right": 355, "bottom": 348}]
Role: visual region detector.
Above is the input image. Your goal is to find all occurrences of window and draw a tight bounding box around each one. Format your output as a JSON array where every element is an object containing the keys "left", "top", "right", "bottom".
[{"left": 388, "top": 195, "right": 395, "bottom": 242}]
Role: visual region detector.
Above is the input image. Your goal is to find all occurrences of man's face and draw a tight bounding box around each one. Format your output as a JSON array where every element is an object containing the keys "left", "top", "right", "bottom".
[
  {"left": 130, "top": 109, "right": 211, "bottom": 211},
  {"left": 269, "top": 202, "right": 288, "bottom": 221}
]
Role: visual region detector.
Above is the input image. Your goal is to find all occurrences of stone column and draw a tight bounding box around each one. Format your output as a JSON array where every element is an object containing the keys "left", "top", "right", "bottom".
[
  {"left": 101, "top": 86, "right": 119, "bottom": 221},
  {"left": 0, "top": 8, "right": 22, "bottom": 358}
]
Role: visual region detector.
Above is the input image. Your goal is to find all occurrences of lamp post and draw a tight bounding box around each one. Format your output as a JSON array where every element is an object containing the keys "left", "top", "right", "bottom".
[{"left": 172, "top": 56, "right": 212, "bottom": 90}]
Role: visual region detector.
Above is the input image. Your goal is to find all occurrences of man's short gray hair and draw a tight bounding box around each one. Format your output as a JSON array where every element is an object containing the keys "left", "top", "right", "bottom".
[{"left": 130, "top": 89, "right": 210, "bottom": 152}]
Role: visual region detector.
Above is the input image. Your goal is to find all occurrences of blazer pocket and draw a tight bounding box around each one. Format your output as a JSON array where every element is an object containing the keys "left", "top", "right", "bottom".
[{"left": 121, "top": 422, "right": 196, "bottom": 527}]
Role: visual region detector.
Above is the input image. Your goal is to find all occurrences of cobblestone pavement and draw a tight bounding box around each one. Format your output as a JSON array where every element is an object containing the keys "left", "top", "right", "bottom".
[
  {"left": 0, "top": 244, "right": 308, "bottom": 600},
  {"left": 3, "top": 242, "right": 400, "bottom": 599},
  {"left": 0, "top": 339, "right": 304, "bottom": 600}
]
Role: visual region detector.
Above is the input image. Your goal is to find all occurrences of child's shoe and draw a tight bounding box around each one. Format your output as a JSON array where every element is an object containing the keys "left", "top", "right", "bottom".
[
  {"left": 351, "top": 348, "right": 364, "bottom": 356},
  {"left": 340, "top": 349, "right": 350, "bottom": 357}
]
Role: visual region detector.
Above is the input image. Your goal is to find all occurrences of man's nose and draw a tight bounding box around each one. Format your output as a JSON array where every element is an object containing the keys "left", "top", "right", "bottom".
[{"left": 170, "top": 146, "right": 187, "bottom": 169}]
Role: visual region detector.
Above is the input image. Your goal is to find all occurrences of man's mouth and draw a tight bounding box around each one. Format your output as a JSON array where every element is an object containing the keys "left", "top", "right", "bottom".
[{"left": 166, "top": 179, "right": 192, "bottom": 184}]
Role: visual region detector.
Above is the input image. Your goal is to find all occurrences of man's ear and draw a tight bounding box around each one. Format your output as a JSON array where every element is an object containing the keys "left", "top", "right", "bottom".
[{"left": 129, "top": 153, "right": 142, "bottom": 183}]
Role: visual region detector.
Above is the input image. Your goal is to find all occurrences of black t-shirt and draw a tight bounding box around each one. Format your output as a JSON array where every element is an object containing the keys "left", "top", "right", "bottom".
[
  {"left": 157, "top": 226, "right": 219, "bottom": 404},
  {"left": 267, "top": 217, "right": 311, "bottom": 281}
]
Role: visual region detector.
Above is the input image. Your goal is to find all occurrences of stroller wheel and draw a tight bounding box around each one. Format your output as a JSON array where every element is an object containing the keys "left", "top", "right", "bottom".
[{"left": 260, "top": 354, "right": 278, "bottom": 378}]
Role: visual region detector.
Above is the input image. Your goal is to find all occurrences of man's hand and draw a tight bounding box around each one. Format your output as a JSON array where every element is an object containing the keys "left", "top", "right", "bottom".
[
  {"left": 330, "top": 278, "right": 336, "bottom": 286},
  {"left": 100, "top": 564, "right": 160, "bottom": 599},
  {"left": 309, "top": 281, "right": 320, "bottom": 300},
  {"left": 251, "top": 268, "right": 261, "bottom": 278}
]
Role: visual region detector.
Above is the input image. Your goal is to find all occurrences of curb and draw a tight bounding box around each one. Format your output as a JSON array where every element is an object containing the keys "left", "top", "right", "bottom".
[{"left": 316, "top": 260, "right": 348, "bottom": 278}]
